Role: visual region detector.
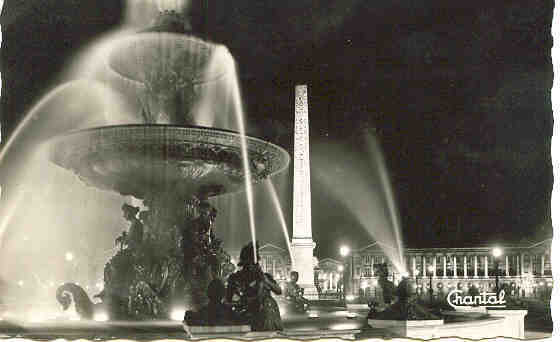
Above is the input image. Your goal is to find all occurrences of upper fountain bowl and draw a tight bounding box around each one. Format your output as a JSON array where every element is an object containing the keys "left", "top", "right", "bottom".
[
  {"left": 47, "top": 125, "right": 290, "bottom": 199},
  {"left": 106, "top": 32, "right": 232, "bottom": 124}
]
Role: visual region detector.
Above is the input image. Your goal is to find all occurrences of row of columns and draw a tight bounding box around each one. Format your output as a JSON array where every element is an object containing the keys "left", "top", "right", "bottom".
[
  {"left": 317, "top": 272, "right": 340, "bottom": 290},
  {"left": 408, "top": 253, "right": 547, "bottom": 278}
]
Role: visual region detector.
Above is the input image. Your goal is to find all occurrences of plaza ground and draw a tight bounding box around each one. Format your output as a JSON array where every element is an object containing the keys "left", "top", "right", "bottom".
[{"left": 0, "top": 304, "right": 552, "bottom": 340}]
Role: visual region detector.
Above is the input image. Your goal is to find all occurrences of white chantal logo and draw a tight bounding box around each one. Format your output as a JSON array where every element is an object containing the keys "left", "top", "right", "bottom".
[{"left": 446, "top": 289, "right": 507, "bottom": 309}]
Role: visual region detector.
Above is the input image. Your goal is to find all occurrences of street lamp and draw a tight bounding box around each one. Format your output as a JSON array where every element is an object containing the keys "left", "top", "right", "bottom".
[
  {"left": 492, "top": 247, "right": 503, "bottom": 292},
  {"left": 65, "top": 252, "right": 74, "bottom": 262},
  {"left": 428, "top": 265, "right": 435, "bottom": 303},
  {"left": 340, "top": 246, "right": 350, "bottom": 257}
]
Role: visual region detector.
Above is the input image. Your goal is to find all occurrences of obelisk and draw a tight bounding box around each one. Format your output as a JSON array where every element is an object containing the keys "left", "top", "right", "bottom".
[{"left": 291, "top": 84, "right": 318, "bottom": 299}]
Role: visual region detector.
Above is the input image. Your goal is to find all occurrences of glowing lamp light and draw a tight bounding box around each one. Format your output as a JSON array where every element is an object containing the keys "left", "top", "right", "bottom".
[
  {"left": 171, "top": 308, "right": 185, "bottom": 321},
  {"left": 94, "top": 312, "right": 109, "bottom": 322},
  {"left": 65, "top": 252, "right": 74, "bottom": 261},
  {"left": 17, "top": 280, "right": 24, "bottom": 287},
  {"left": 492, "top": 247, "right": 503, "bottom": 258},
  {"left": 345, "top": 295, "right": 356, "bottom": 302},
  {"left": 340, "top": 246, "right": 350, "bottom": 257},
  {"left": 337, "top": 265, "right": 344, "bottom": 272},
  {"left": 308, "top": 311, "right": 319, "bottom": 319},
  {"left": 360, "top": 281, "right": 368, "bottom": 290},
  {"left": 346, "top": 312, "right": 357, "bottom": 319},
  {"left": 403, "top": 271, "right": 410, "bottom": 278}
]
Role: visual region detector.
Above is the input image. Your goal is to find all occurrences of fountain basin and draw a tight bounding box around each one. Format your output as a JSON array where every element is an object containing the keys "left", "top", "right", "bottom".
[
  {"left": 47, "top": 124, "right": 290, "bottom": 199},
  {"left": 368, "top": 309, "right": 527, "bottom": 339}
]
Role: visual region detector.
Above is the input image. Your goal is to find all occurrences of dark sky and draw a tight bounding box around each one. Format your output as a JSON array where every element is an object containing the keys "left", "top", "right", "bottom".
[{"left": 0, "top": 0, "right": 554, "bottom": 260}]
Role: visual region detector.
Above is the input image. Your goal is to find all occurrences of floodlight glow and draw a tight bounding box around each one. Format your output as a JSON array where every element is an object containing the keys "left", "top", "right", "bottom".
[{"left": 492, "top": 247, "right": 503, "bottom": 258}]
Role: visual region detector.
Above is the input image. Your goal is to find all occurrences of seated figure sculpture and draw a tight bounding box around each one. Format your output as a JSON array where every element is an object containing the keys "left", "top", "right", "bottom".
[
  {"left": 284, "top": 271, "right": 309, "bottom": 312},
  {"left": 226, "top": 242, "right": 283, "bottom": 331}
]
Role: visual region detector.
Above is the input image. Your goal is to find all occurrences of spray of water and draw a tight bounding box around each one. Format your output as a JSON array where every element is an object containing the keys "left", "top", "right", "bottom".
[
  {"left": 0, "top": 184, "right": 25, "bottom": 246},
  {"left": 63, "top": 29, "right": 136, "bottom": 81},
  {"left": 0, "top": 80, "right": 135, "bottom": 167},
  {"left": 265, "top": 179, "right": 294, "bottom": 265},
  {"left": 192, "top": 46, "right": 234, "bottom": 130},
  {"left": 198, "top": 47, "right": 258, "bottom": 262},
  {"left": 230, "top": 75, "right": 258, "bottom": 263}
]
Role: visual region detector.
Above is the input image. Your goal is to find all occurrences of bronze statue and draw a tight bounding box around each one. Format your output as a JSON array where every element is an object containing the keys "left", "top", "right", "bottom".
[
  {"left": 122, "top": 203, "right": 143, "bottom": 249},
  {"left": 226, "top": 242, "right": 283, "bottom": 331},
  {"left": 284, "top": 271, "right": 309, "bottom": 312}
]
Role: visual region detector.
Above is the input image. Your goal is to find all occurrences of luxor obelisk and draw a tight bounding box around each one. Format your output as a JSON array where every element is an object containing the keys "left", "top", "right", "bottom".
[{"left": 291, "top": 84, "right": 318, "bottom": 299}]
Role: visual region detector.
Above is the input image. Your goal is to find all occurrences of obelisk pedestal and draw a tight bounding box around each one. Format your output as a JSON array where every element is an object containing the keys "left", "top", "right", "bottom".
[{"left": 291, "top": 84, "right": 318, "bottom": 300}]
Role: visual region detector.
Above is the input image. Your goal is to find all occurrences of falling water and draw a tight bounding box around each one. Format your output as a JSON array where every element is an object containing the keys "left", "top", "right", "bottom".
[
  {"left": 0, "top": 82, "right": 77, "bottom": 165},
  {"left": 266, "top": 179, "right": 294, "bottom": 265},
  {"left": 230, "top": 74, "right": 258, "bottom": 263},
  {"left": 0, "top": 80, "right": 135, "bottom": 167},
  {"left": 192, "top": 45, "right": 235, "bottom": 130},
  {"left": 198, "top": 47, "right": 259, "bottom": 262},
  {"left": 0, "top": 183, "right": 25, "bottom": 245}
]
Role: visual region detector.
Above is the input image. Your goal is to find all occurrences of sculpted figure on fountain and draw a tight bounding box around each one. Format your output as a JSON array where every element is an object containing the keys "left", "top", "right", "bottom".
[
  {"left": 284, "top": 271, "right": 309, "bottom": 312},
  {"left": 226, "top": 242, "right": 283, "bottom": 331},
  {"left": 57, "top": 195, "right": 231, "bottom": 320}
]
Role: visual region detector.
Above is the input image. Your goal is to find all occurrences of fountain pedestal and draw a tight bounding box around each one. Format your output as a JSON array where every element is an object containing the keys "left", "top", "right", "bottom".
[{"left": 49, "top": 11, "right": 290, "bottom": 321}]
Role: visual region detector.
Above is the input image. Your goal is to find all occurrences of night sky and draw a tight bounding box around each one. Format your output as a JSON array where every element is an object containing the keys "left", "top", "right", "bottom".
[{"left": 0, "top": 0, "right": 554, "bottom": 260}]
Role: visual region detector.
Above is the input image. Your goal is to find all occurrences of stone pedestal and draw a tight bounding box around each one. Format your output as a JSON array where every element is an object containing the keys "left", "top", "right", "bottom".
[{"left": 291, "top": 237, "right": 318, "bottom": 299}]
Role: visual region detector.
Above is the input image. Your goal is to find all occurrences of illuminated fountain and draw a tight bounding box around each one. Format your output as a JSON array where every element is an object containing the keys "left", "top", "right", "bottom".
[{"left": 49, "top": 10, "right": 289, "bottom": 320}]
